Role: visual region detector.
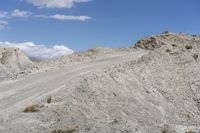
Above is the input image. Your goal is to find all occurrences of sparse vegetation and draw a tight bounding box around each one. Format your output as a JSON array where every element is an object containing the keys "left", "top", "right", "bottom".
[
  {"left": 23, "top": 104, "right": 39, "bottom": 113},
  {"left": 172, "top": 44, "right": 177, "bottom": 47},
  {"left": 165, "top": 48, "right": 171, "bottom": 53},
  {"left": 192, "top": 54, "right": 198, "bottom": 61},
  {"left": 51, "top": 129, "right": 77, "bottom": 133},
  {"left": 185, "top": 44, "right": 193, "bottom": 49},
  {"left": 47, "top": 96, "right": 52, "bottom": 103},
  {"left": 161, "top": 125, "right": 171, "bottom": 133},
  {"left": 191, "top": 34, "right": 198, "bottom": 37},
  {"left": 162, "top": 128, "right": 170, "bottom": 133},
  {"left": 112, "top": 118, "right": 118, "bottom": 124},
  {"left": 185, "top": 131, "right": 196, "bottom": 133},
  {"left": 163, "top": 31, "right": 169, "bottom": 34}
]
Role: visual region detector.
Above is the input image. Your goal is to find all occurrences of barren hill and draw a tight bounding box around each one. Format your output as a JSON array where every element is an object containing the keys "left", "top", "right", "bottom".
[
  {"left": 0, "top": 32, "right": 200, "bottom": 133},
  {"left": 0, "top": 47, "right": 38, "bottom": 80}
]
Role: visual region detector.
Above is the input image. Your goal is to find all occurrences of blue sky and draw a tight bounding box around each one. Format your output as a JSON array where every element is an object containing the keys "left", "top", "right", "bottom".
[{"left": 0, "top": 0, "right": 200, "bottom": 53}]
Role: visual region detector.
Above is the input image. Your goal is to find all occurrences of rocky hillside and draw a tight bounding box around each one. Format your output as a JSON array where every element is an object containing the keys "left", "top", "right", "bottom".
[
  {"left": 133, "top": 32, "right": 200, "bottom": 50},
  {"left": 1, "top": 32, "right": 200, "bottom": 133},
  {"left": 0, "top": 47, "right": 38, "bottom": 80},
  {"left": 72, "top": 46, "right": 200, "bottom": 132},
  {"left": 43, "top": 32, "right": 200, "bottom": 133}
]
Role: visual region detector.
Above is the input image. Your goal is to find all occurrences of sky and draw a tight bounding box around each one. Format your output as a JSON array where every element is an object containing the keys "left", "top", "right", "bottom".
[{"left": 0, "top": 0, "right": 200, "bottom": 59}]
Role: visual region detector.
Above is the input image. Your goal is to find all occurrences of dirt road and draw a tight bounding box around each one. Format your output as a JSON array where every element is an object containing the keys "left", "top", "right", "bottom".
[{"left": 0, "top": 50, "right": 146, "bottom": 113}]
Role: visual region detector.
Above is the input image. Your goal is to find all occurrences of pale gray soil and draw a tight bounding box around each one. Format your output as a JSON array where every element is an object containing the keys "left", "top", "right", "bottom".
[
  {"left": 0, "top": 49, "right": 147, "bottom": 133},
  {"left": 0, "top": 47, "right": 38, "bottom": 81},
  {"left": 0, "top": 32, "right": 200, "bottom": 133}
]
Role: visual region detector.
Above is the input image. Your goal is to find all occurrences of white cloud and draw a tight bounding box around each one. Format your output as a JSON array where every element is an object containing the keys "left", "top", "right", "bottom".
[
  {"left": 0, "top": 7, "right": 91, "bottom": 29},
  {"left": 0, "top": 11, "right": 8, "bottom": 18},
  {"left": 0, "top": 10, "right": 31, "bottom": 30},
  {"left": 11, "top": 9, "right": 31, "bottom": 18},
  {"left": 36, "top": 14, "right": 91, "bottom": 21},
  {"left": 0, "top": 9, "right": 91, "bottom": 21},
  {"left": 0, "top": 42, "right": 74, "bottom": 60},
  {"left": 26, "top": 0, "right": 90, "bottom": 8},
  {"left": 0, "top": 20, "right": 8, "bottom": 30},
  {"left": 0, "top": 9, "right": 31, "bottom": 18},
  {"left": 50, "top": 14, "right": 91, "bottom": 21},
  {"left": 0, "top": 20, "right": 8, "bottom": 25}
]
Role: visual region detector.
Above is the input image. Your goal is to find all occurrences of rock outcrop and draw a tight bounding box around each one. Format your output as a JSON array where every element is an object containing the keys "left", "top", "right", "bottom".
[{"left": 133, "top": 32, "right": 200, "bottom": 50}]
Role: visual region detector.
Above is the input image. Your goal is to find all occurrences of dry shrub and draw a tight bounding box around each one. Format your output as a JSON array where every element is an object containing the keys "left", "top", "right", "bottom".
[
  {"left": 185, "top": 131, "right": 196, "bottom": 133},
  {"left": 165, "top": 48, "right": 171, "bottom": 53},
  {"left": 185, "top": 44, "right": 193, "bottom": 49},
  {"left": 23, "top": 104, "right": 39, "bottom": 113},
  {"left": 51, "top": 129, "right": 77, "bottom": 133},
  {"left": 47, "top": 96, "right": 52, "bottom": 104},
  {"left": 192, "top": 54, "right": 198, "bottom": 61}
]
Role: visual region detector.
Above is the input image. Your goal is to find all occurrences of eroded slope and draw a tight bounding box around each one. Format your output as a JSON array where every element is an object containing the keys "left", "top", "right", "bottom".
[
  {"left": 0, "top": 47, "right": 38, "bottom": 80},
  {"left": 1, "top": 32, "right": 200, "bottom": 133}
]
